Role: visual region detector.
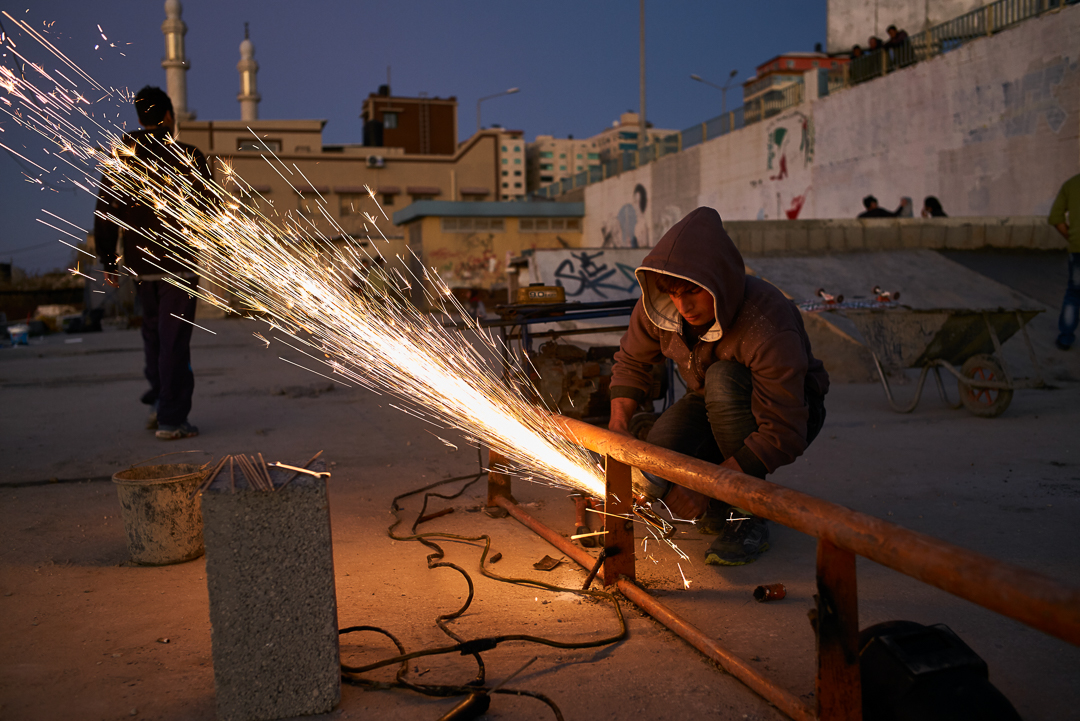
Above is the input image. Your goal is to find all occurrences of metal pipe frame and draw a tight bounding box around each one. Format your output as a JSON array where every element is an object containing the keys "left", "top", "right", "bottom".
[{"left": 485, "top": 419, "right": 1080, "bottom": 720}]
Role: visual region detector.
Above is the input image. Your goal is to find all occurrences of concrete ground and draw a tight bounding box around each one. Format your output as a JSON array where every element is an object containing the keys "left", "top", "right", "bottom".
[{"left": 2, "top": 251, "right": 1079, "bottom": 721}]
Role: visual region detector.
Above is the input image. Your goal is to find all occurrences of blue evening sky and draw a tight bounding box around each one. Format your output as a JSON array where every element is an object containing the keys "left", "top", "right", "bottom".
[{"left": 1, "top": 1, "right": 825, "bottom": 272}]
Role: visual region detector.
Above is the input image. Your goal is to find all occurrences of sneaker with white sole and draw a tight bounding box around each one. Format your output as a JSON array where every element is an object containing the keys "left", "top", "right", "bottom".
[
  {"left": 705, "top": 513, "right": 770, "bottom": 566},
  {"left": 155, "top": 422, "right": 199, "bottom": 440}
]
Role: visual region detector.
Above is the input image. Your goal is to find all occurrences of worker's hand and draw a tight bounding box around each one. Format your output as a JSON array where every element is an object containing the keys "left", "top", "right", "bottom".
[
  {"left": 103, "top": 272, "right": 120, "bottom": 289},
  {"left": 608, "top": 397, "right": 637, "bottom": 438},
  {"left": 662, "top": 484, "right": 709, "bottom": 520},
  {"left": 1056, "top": 223, "right": 1069, "bottom": 240}
]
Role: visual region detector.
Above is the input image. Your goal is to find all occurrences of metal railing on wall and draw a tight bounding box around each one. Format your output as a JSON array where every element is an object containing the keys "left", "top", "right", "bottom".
[{"left": 533, "top": 0, "right": 1074, "bottom": 200}]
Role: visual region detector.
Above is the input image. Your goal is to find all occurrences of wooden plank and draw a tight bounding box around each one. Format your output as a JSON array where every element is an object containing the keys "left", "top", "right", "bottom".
[{"left": 815, "top": 538, "right": 861, "bottom": 720}]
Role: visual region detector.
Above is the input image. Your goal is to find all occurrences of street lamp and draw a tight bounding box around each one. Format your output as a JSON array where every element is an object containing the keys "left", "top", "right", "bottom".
[
  {"left": 690, "top": 70, "right": 739, "bottom": 114},
  {"left": 477, "top": 87, "right": 520, "bottom": 132}
]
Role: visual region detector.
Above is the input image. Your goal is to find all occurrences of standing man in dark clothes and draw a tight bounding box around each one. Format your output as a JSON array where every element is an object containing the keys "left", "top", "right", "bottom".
[
  {"left": 94, "top": 86, "right": 213, "bottom": 439},
  {"left": 609, "top": 207, "right": 829, "bottom": 566}
]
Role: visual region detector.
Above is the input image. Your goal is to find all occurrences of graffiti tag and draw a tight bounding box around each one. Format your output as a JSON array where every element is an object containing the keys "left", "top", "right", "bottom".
[{"left": 554, "top": 251, "right": 638, "bottom": 298}]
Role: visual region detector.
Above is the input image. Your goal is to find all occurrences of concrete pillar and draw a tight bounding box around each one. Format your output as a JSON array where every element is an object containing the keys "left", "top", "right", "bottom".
[
  {"left": 161, "top": 0, "right": 194, "bottom": 121},
  {"left": 201, "top": 460, "right": 340, "bottom": 721}
]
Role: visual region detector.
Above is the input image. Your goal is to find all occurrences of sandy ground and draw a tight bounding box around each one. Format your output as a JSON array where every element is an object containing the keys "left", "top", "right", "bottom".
[{"left": 2, "top": 271, "right": 1079, "bottom": 720}]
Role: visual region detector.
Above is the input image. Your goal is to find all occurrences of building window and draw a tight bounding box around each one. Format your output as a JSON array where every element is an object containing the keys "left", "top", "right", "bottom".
[
  {"left": 559, "top": 165, "right": 566, "bottom": 171},
  {"left": 502, "top": 158, "right": 509, "bottom": 164},
  {"left": 520, "top": 217, "right": 580, "bottom": 232},
  {"left": 339, "top": 193, "right": 365, "bottom": 215},
  {"left": 540, "top": 163, "right": 553, "bottom": 171},
  {"left": 559, "top": 153, "right": 566, "bottom": 158},
  {"left": 540, "top": 151, "right": 553, "bottom": 158},
  {"left": 514, "top": 158, "right": 521, "bottom": 164},
  {"left": 442, "top": 218, "right": 505, "bottom": 232},
  {"left": 587, "top": 153, "right": 599, "bottom": 160},
  {"left": 502, "top": 182, "right": 509, "bottom": 188},
  {"left": 297, "top": 196, "right": 318, "bottom": 215},
  {"left": 514, "top": 145, "right": 521, "bottom": 151},
  {"left": 238, "top": 138, "right": 282, "bottom": 152},
  {"left": 412, "top": 194, "right": 436, "bottom": 202},
  {"left": 383, "top": 193, "right": 395, "bottom": 206},
  {"left": 502, "top": 145, "right": 508, "bottom": 152},
  {"left": 577, "top": 154, "right": 583, "bottom": 159},
  {"left": 540, "top": 175, "right": 553, "bottom": 183},
  {"left": 383, "top": 112, "right": 398, "bottom": 129},
  {"left": 513, "top": 170, "right": 521, "bottom": 176},
  {"left": 502, "top": 170, "right": 508, "bottom": 176},
  {"left": 514, "top": 182, "right": 522, "bottom": 188}
]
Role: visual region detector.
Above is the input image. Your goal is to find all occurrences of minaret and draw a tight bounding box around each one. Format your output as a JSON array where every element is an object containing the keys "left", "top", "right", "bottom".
[
  {"left": 237, "top": 23, "right": 260, "bottom": 121},
  {"left": 161, "top": 0, "right": 194, "bottom": 120}
]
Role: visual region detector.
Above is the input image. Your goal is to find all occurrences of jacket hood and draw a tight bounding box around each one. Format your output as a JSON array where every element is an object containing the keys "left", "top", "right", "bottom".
[{"left": 635, "top": 207, "right": 746, "bottom": 341}]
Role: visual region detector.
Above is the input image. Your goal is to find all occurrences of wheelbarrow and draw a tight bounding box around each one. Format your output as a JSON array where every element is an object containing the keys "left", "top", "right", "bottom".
[{"left": 839, "top": 307, "right": 1045, "bottom": 417}]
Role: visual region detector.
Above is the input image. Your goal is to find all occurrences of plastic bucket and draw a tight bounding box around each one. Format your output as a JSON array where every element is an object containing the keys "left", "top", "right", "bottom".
[{"left": 112, "top": 463, "right": 207, "bottom": 565}]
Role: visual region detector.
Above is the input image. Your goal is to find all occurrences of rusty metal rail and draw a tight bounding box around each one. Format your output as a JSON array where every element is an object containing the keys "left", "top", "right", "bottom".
[{"left": 486, "top": 419, "right": 1080, "bottom": 720}]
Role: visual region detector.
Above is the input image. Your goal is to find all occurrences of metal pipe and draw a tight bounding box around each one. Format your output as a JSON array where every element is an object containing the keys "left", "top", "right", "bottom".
[
  {"left": 554, "top": 418, "right": 1080, "bottom": 647},
  {"left": 494, "top": 496, "right": 815, "bottom": 721}
]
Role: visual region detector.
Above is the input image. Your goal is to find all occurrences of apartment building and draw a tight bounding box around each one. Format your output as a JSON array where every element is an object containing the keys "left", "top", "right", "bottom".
[
  {"left": 498, "top": 130, "right": 527, "bottom": 200},
  {"left": 525, "top": 136, "right": 600, "bottom": 193}
]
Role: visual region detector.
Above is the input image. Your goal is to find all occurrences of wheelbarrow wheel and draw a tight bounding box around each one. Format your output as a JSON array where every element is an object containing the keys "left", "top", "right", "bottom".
[{"left": 958, "top": 354, "right": 1012, "bottom": 418}]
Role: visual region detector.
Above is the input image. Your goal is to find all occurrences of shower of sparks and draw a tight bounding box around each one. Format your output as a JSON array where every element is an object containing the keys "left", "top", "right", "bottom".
[
  {"left": 169, "top": 313, "right": 217, "bottom": 335},
  {"left": 0, "top": 14, "right": 685, "bottom": 556}
]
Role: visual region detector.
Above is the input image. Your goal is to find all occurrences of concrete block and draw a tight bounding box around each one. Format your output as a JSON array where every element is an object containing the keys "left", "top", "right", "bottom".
[
  {"left": 943, "top": 224, "right": 971, "bottom": 249},
  {"left": 919, "top": 222, "right": 947, "bottom": 249},
  {"left": 785, "top": 226, "right": 809, "bottom": 252},
  {"left": 985, "top": 221, "right": 1009, "bottom": 248},
  {"left": 808, "top": 225, "right": 829, "bottom": 252},
  {"left": 840, "top": 224, "right": 863, "bottom": 251},
  {"left": 900, "top": 222, "right": 923, "bottom": 249},
  {"left": 862, "top": 222, "right": 895, "bottom": 251},
  {"left": 202, "top": 460, "right": 340, "bottom": 721},
  {"left": 1007, "top": 221, "right": 1034, "bottom": 249},
  {"left": 762, "top": 224, "right": 787, "bottom": 254}
]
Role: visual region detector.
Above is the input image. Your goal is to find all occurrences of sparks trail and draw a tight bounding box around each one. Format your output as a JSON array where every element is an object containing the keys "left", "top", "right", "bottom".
[{"left": 0, "top": 16, "right": 686, "bottom": 558}]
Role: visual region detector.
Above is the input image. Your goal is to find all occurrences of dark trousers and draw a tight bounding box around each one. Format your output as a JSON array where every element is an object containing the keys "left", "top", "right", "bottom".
[
  {"left": 137, "top": 278, "right": 197, "bottom": 426},
  {"left": 1058, "top": 253, "right": 1080, "bottom": 348},
  {"left": 646, "top": 360, "right": 825, "bottom": 481}
]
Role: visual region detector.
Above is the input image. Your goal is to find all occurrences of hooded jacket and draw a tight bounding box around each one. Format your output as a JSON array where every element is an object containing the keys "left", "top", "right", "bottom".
[
  {"left": 94, "top": 126, "right": 214, "bottom": 279},
  {"left": 610, "top": 207, "right": 829, "bottom": 476}
]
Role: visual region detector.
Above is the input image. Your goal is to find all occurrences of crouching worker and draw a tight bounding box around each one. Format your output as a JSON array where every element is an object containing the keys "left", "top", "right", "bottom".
[{"left": 609, "top": 207, "right": 829, "bottom": 566}]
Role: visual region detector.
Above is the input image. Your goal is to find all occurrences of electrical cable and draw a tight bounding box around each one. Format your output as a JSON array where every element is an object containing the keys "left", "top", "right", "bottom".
[{"left": 338, "top": 445, "right": 625, "bottom": 719}]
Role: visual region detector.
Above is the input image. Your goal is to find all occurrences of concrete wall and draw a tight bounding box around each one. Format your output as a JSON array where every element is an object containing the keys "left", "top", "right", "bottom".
[
  {"left": 582, "top": 6, "right": 1079, "bottom": 245},
  {"left": 827, "top": 0, "right": 984, "bottom": 53}
]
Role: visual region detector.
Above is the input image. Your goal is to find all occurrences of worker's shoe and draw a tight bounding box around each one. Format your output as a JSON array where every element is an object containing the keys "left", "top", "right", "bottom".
[
  {"left": 140, "top": 388, "right": 158, "bottom": 406},
  {"left": 146, "top": 401, "right": 159, "bottom": 430},
  {"left": 705, "top": 514, "right": 770, "bottom": 566},
  {"left": 696, "top": 499, "right": 732, "bottom": 535},
  {"left": 156, "top": 422, "right": 199, "bottom": 440}
]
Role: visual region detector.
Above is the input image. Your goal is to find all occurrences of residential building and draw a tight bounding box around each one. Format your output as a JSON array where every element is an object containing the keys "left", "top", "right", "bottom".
[
  {"left": 392, "top": 201, "right": 585, "bottom": 301},
  {"left": 589, "top": 112, "right": 676, "bottom": 163},
  {"left": 360, "top": 87, "right": 458, "bottom": 156},
  {"left": 742, "top": 52, "right": 848, "bottom": 113},
  {"left": 526, "top": 135, "right": 600, "bottom": 193},
  {"left": 498, "top": 130, "right": 527, "bottom": 200}
]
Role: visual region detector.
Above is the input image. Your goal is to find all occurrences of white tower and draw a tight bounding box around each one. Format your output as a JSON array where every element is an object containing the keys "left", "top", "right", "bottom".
[
  {"left": 237, "top": 23, "right": 260, "bottom": 121},
  {"left": 161, "top": 0, "right": 194, "bottom": 120}
]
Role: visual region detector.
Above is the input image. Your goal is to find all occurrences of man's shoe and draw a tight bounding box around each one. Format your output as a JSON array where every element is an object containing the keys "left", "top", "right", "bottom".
[
  {"left": 705, "top": 514, "right": 770, "bottom": 566},
  {"left": 156, "top": 422, "right": 199, "bottom": 440},
  {"left": 140, "top": 389, "right": 158, "bottom": 406},
  {"left": 1056, "top": 340, "right": 1072, "bottom": 351},
  {"left": 146, "top": 410, "right": 158, "bottom": 430},
  {"left": 697, "top": 499, "right": 732, "bottom": 535}
]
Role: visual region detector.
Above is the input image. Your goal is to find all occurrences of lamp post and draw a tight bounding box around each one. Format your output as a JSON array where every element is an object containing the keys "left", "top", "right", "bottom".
[
  {"left": 477, "top": 87, "right": 520, "bottom": 133},
  {"left": 690, "top": 69, "right": 738, "bottom": 114}
]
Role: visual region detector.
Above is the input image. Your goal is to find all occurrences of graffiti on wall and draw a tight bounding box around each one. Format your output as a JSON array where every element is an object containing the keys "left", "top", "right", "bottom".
[
  {"left": 1002, "top": 56, "right": 1076, "bottom": 137},
  {"left": 428, "top": 233, "right": 501, "bottom": 288},
  {"left": 530, "top": 247, "right": 649, "bottom": 303},
  {"left": 764, "top": 111, "right": 815, "bottom": 219},
  {"left": 601, "top": 183, "right": 651, "bottom": 248},
  {"left": 553, "top": 250, "right": 638, "bottom": 298}
]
